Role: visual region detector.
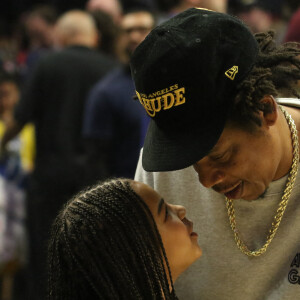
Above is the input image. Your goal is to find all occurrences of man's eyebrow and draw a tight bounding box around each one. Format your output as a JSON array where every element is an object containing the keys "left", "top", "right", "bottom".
[
  {"left": 208, "top": 144, "right": 223, "bottom": 156},
  {"left": 157, "top": 198, "right": 164, "bottom": 215},
  {"left": 208, "top": 144, "right": 232, "bottom": 157}
]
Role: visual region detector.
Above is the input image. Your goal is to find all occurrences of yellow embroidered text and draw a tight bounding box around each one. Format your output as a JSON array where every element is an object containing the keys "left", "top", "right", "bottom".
[{"left": 136, "top": 85, "right": 186, "bottom": 117}]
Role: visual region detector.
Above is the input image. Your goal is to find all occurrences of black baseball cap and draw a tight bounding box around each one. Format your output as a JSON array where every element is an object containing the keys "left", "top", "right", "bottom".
[{"left": 131, "top": 8, "right": 258, "bottom": 172}]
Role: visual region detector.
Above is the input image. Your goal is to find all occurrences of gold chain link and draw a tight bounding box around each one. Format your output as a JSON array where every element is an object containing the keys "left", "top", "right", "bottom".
[{"left": 225, "top": 105, "right": 299, "bottom": 257}]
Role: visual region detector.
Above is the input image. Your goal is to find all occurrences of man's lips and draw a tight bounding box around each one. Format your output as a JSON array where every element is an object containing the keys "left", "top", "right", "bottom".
[
  {"left": 213, "top": 181, "right": 243, "bottom": 199},
  {"left": 224, "top": 181, "right": 243, "bottom": 199}
]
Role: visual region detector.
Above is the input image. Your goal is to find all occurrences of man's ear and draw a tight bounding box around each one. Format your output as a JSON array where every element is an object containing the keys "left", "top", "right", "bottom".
[{"left": 259, "top": 95, "right": 278, "bottom": 127}]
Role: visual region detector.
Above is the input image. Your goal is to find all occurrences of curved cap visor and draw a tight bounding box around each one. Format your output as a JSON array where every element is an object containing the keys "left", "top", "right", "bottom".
[{"left": 142, "top": 107, "right": 228, "bottom": 172}]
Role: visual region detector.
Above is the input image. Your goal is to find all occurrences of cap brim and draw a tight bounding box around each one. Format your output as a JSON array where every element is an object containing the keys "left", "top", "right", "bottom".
[{"left": 142, "top": 112, "right": 227, "bottom": 172}]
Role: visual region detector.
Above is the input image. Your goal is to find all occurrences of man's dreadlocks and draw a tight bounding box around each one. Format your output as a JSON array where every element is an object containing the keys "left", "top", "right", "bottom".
[
  {"left": 47, "top": 179, "right": 177, "bottom": 300},
  {"left": 230, "top": 31, "right": 300, "bottom": 130}
]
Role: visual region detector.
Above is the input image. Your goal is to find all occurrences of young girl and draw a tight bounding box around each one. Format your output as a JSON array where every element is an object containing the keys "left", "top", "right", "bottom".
[{"left": 47, "top": 178, "right": 201, "bottom": 299}]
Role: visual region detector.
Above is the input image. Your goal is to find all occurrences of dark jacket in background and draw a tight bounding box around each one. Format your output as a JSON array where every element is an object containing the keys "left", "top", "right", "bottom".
[{"left": 14, "top": 45, "right": 118, "bottom": 300}]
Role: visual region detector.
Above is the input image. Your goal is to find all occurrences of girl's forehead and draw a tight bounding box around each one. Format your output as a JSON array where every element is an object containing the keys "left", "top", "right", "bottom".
[
  {"left": 131, "top": 180, "right": 156, "bottom": 196},
  {"left": 131, "top": 181, "right": 161, "bottom": 206}
]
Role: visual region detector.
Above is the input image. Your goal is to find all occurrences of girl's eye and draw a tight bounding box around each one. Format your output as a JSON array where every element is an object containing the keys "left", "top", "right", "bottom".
[{"left": 164, "top": 205, "right": 169, "bottom": 222}]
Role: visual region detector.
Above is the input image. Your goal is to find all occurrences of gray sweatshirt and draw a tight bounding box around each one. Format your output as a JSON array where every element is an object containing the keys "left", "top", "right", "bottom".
[{"left": 135, "top": 99, "right": 300, "bottom": 300}]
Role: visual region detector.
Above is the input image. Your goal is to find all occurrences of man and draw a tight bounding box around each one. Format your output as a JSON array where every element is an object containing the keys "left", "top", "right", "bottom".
[
  {"left": 1, "top": 10, "right": 117, "bottom": 299},
  {"left": 131, "top": 8, "right": 300, "bottom": 300},
  {"left": 23, "top": 5, "right": 58, "bottom": 80},
  {"left": 83, "top": 9, "right": 154, "bottom": 183}
]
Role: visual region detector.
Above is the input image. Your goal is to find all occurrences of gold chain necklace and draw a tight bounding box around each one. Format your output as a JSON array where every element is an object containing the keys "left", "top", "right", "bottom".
[{"left": 225, "top": 105, "right": 299, "bottom": 257}]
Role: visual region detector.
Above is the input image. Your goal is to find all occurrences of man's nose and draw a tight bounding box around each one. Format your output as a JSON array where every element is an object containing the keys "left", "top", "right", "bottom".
[
  {"left": 193, "top": 162, "right": 225, "bottom": 188},
  {"left": 128, "top": 30, "right": 143, "bottom": 43}
]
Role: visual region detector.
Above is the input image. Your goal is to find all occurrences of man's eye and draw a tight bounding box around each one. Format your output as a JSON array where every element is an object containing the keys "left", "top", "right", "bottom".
[
  {"left": 211, "top": 153, "right": 226, "bottom": 161},
  {"left": 211, "top": 150, "right": 231, "bottom": 163}
]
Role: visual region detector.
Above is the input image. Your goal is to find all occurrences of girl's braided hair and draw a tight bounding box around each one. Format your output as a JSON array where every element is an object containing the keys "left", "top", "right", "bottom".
[
  {"left": 230, "top": 31, "right": 300, "bottom": 130},
  {"left": 47, "top": 178, "right": 177, "bottom": 300}
]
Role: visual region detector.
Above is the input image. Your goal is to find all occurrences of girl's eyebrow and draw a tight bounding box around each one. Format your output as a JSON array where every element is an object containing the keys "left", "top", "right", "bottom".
[{"left": 157, "top": 198, "right": 164, "bottom": 215}]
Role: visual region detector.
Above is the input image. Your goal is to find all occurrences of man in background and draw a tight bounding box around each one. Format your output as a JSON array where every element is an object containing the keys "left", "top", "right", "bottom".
[
  {"left": 83, "top": 8, "right": 154, "bottom": 183},
  {"left": 22, "top": 5, "right": 58, "bottom": 80}
]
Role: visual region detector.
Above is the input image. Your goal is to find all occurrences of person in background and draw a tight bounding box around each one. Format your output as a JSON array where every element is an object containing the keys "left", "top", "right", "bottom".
[
  {"left": 22, "top": 5, "right": 58, "bottom": 80},
  {"left": 0, "top": 72, "right": 34, "bottom": 173},
  {"left": 24, "top": 5, "right": 57, "bottom": 53},
  {"left": 90, "top": 10, "right": 121, "bottom": 59},
  {"left": 83, "top": 8, "right": 154, "bottom": 184},
  {"left": 47, "top": 178, "right": 202, "bottom": 299},
  {"left": 284, "top": 7, "right": 300, "bottom": 43},
  {"left": 228, "top": 0, "right": 287, "bottom": 44},
  {"left": 0, "top": 71, "right": 34, "bottom": 300},
  {"left": 0, "top": 10, "right": 118, "bottom": 300},
  {"left": 86, "top": 0, "right": 123, "bottom": 24},
  {"left": 283, "top": 6, "right": 300, "bottom": 95}
]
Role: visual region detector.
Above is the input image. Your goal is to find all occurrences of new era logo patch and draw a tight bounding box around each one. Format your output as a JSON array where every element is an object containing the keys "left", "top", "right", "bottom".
[{"left": 225, "top": 66, "right": 238, "bottom": 80}]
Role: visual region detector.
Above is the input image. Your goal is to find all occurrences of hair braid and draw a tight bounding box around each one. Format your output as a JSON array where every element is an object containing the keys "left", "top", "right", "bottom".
[
  {"left": 47, "top": 178, "right": 178, "bottom": 299},
  {"left": 127, "top": 186, "right": 176, "bottom": 297}
]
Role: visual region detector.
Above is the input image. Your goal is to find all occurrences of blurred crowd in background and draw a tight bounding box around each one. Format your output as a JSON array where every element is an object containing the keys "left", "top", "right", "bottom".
[
  {"left": 0, "top": 0, "right": 300, "bottom": 299},
  {"left": 0, "top": 0, "right": 299, "bottom": 79}
]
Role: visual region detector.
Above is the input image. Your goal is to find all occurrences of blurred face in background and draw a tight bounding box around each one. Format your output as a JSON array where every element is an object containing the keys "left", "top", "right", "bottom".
[
  {"left": 237, "top": 7, "right": 273, "bottom": 33},
  {"left": 121, "top": 11, "right": 155, "bottom": 59},
  {"left": 25, "top": 15, "right": 55, "bottom": 48},
  {"left": 0, "top": 81, "right": 19, "bottom": 119}
]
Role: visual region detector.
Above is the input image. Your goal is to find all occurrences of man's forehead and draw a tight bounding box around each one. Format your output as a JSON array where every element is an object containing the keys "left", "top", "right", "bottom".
[
  {"left": 122, "top": 12, "right": 154, "bottom": 28},
  {"left": 208, "top": 142, "right": 224, "bottom": 155},
  {"left": 207, "top": 125, "right": 235, "bottom": 155}
]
